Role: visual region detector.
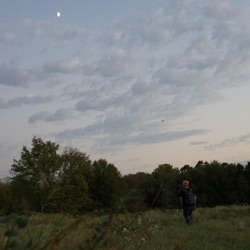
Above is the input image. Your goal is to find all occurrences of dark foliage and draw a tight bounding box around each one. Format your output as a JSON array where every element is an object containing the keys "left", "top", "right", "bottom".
[{"left": 1, "top": 137, "right": 250, "bottom": 215}]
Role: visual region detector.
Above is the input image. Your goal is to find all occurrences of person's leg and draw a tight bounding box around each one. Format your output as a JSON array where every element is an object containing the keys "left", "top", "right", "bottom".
[
  {"left": 183, "top": 206, "right": 193, "bottom": 224},
  {"left": 189, "top": 207, "right": 193, "bottom": 224}
]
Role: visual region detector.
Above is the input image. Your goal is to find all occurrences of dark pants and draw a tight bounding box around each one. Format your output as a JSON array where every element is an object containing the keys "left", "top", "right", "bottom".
[{"left": 183, "top": 205, "right": 193, "bottom": 224}]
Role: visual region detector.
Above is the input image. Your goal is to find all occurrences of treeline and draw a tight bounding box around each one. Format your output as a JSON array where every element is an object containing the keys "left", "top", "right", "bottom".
[{"left": 0, "top": 137, "right": 249, "bottom": 215}]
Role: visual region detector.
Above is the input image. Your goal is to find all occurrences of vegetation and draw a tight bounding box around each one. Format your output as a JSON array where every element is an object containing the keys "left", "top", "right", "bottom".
[
  {"left": 0, "top": 136, "right": 250, "bottom": 214},
  {"left": 0, "top": 206, "right": 249, "bottom": 249},
  {"left": 0, "top": 137, "right": 250, "bottom": 249}
]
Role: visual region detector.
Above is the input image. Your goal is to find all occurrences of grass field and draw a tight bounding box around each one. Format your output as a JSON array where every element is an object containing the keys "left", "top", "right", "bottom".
[{"left": 0, "top": 205, "right": 250, "bottom": 250}]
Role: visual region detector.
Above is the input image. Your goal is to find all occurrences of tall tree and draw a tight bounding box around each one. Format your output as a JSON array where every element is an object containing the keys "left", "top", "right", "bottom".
[
  {"left": 9, "top": 137, "right": 61, "bottom": 212},
  {"left": 89, "top": 159, "right": 124, "bottom": 210},
  {"left": 47, "top": 147, "right": 93, "bottom": 213},
  {"left": 150, "top": 163, "right": 179, "bottom": 208}
]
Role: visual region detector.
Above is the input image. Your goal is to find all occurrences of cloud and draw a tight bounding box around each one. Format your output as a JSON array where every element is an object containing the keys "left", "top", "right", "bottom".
[
  {"left": 95, "top": 49, "right": 131, "bottom": 78},
  {"left": 54, "top": 124, "right": 209, "bottom": 154},
  {"left": 43, "top": 57, "right": 82, "bottom": 74},
  {"left": 53, "top": 25, "right": 91, "bottom": 43},
  {"left": 0, "top": 95, "right": 54, "bottom": 109},
  {"left": 22, "top": 18, "right": 93, "bottom": 53},
  {"left": 81, "top": 47, "right": 135, "bottom": 79},
  {"left": 131, "top": 79, "right": 154, "bottom": 95},
  {"left": 0, "top": 62, "right": 30, "bottom": 87},
  {"left": 204, "top": 133, "right": 250, "bottom": 151},
  {"left": 0, "top": 57, "right": 83, "bottom": 88},
  {"left": 74, "top": 0, "right": 250, "bottom": 152},
  {"left": 75, "top": 91, "right": 125, "bottom": 112},
  {"left": 54, "top": 102, "right": 210, "bottom": 153},
  {"left": 0, "top": 31, "right": 15, "bottom": 50},
  {"left": 2, "top": 0, "right": 250, "bottom": 168},
  {"left": 28, "top": 111, "right": 49, "bottom": 124},
  {"left": 28, "top": 107, "right": 76, "bottom": 123},
  {"left": 190, "top": 141, "right": 209, "bottom": 146}
]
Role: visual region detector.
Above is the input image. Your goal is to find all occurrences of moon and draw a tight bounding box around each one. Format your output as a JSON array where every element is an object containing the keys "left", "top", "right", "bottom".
[{"left": 57, "top": 12, "right": 61, "bottom": 17}]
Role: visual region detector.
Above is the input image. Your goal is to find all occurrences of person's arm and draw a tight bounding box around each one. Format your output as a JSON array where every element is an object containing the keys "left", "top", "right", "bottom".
[{"left": 179, "top": 196, "right": 183, "bottom": 208}]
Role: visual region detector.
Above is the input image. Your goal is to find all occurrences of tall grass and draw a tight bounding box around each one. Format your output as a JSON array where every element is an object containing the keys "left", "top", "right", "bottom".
[{"left": 0, "top": 206, "right": 250, "bottom": 249}]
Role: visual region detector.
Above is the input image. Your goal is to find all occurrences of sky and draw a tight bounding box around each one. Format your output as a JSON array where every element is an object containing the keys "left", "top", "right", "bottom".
[{"left": 1, "top": 0, "right": 250, "bottom": 177}]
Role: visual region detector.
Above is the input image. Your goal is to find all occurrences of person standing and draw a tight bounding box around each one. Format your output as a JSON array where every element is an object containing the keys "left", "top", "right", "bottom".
[{"left": 178, "top": 180, "right": 196, "bottom": 224}]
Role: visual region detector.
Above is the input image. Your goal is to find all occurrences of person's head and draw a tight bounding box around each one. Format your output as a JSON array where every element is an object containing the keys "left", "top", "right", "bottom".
[{"left": 182, "top": 180, "right": 189, "bottom": 189}]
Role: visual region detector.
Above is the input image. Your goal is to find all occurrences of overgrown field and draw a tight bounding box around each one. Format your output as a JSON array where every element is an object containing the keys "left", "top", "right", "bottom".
[{"left": 0, "top": 205, "right": 249, "bottom": 250}]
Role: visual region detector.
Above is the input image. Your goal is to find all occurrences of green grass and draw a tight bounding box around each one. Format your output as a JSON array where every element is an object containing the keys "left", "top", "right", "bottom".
[{"left": 0, "top": 206, "right": 250, "bottom": 249}]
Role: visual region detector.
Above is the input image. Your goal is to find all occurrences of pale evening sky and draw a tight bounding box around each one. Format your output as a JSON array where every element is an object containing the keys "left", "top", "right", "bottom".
[{"left": 1, "top": 0, "right": 250, "bottom": 177}]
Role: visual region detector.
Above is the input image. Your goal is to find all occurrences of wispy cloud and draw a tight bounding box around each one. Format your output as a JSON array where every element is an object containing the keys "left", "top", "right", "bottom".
[
  {"left": 0, "top": 95, "right": 54, "bottom": 109},
  {"left": 190, "top": 141, "right": 209, "bottom": 146},
  {"left": 29, "top": 107, "right": 77, "bottom": 123},
  {"left": 204, "top": 133, "right": 250, "bottom": 150}
]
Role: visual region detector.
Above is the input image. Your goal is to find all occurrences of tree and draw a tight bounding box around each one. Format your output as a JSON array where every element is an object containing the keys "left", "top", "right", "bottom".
[
  {"left": 89, "top": 159, "right": 124, "bottom": 210},
  {"left": 0, "top": 180, "right": 12, "bottom": 214},
  {"left": 245, "top": 162, "right": 250, "bottom": 203},
  {"left": 189, "top": 161, "right": 249, "bottom": 207},
  {"left": 180, "top": 164, "right": 191, "bottom": 173},
  {"left": 122, "top": 172, "right": 151, "bottom": 212},
  {"left": 46, "top": 147, "right": 93, "bottom": 214},
  {"left": 150, "top": 163, "right": 179, "bottom": 208},
  {"left": 9, "top": 137, "right": 61, "bottom": 212}
]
